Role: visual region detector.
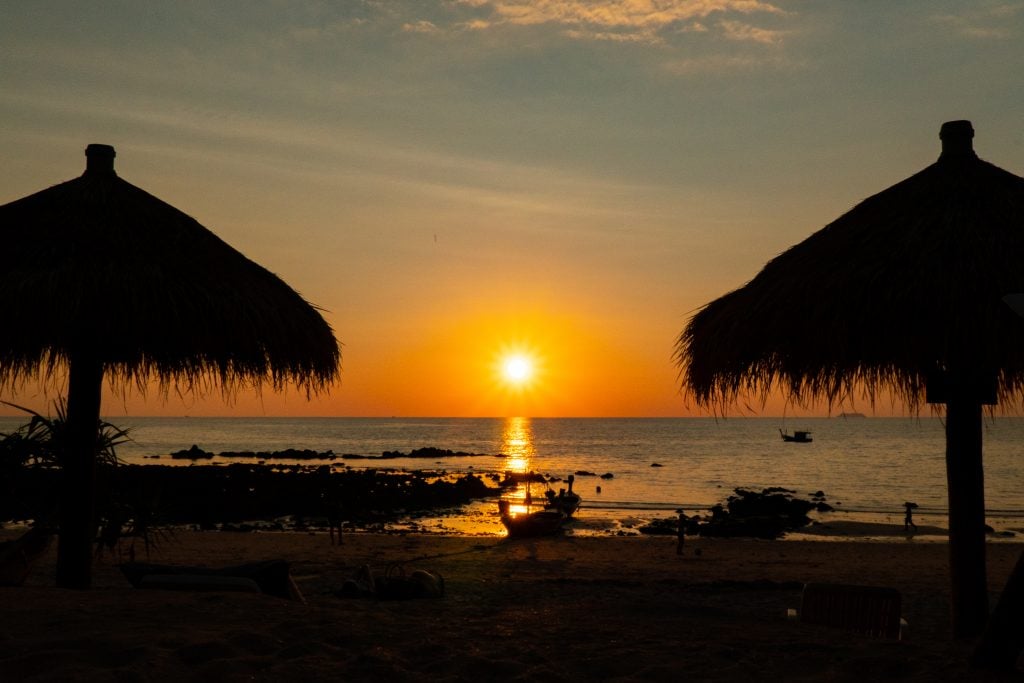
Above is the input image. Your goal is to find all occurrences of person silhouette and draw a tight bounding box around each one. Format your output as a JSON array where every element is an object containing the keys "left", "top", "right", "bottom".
[
  {"left": 904, "top": 502, "right": 918, "bottom": 532},
  {"left": 676, "top": 510, "right": 687, "bottom": 555}
]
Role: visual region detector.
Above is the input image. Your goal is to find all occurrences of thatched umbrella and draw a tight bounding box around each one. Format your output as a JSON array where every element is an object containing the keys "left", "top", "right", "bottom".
[
  {"left": 676, "top": 121, "right": 1024, "bottom": 639},
  {"left": 0, "top": 144, "right": 341, "bottom": 588}
]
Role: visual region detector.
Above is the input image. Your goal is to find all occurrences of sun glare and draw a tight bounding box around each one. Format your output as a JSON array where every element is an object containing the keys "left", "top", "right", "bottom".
[{"left": 502, "top": 354, "right": 534, "bottom": 385}]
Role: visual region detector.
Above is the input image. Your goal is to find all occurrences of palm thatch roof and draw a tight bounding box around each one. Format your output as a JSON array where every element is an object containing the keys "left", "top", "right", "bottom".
[
  {"left": 0, "top": 144, "right": 340, "bottom": 395},
  {"left": 676, "top": 121, "right": 1024, "bottom": 412}
]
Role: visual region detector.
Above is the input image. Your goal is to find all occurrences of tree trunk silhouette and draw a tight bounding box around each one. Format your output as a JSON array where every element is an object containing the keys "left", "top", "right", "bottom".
[
  {"left": 945, "top": 395, "right": 989, "bottom": 639},
  {"left": 55, "top": 354, "right": 102, "bottom": 589}
]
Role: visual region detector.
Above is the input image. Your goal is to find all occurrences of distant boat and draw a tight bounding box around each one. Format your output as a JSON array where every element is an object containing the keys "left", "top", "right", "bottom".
[
  {"left": 780, "top": 429, "right": 813, "bottom": 443},
  {"left": 838, "top": 412, "right": 866, "bottom": 418}
]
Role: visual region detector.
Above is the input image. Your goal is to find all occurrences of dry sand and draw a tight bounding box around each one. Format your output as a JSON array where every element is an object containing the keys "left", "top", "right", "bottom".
[{"left": 3, "top": 528, "right": 1024, "bottom": 682}]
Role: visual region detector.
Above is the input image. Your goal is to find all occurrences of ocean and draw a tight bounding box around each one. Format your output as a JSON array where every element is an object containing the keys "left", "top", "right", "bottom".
[{"left": 4, "top": 415, "right": 1023, "bottom": 534}]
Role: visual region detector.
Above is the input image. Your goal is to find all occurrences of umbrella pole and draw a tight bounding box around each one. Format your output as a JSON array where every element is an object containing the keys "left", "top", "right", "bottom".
[
  {"left": 945, "top": 394, "right": 989, "bottom": 639},
  {"left": 55, "top": 354, "right": 103, "bottom": 589}
]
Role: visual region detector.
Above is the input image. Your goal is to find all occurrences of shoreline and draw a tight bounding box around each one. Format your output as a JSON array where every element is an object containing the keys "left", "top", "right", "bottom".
[
  {"left": 8, "top": 508, "right": 1021, "bottom": 545},
  {"left": 5, "top": 462, "right": 1022, "bottom": 543},
  {"left": 383, "top": 501, "right": 1024, "bottom": 543}
]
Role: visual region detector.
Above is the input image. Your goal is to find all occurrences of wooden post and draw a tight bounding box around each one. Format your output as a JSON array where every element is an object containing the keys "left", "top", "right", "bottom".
[
  {"left": 945, "top": 394, "right": 989, "bottom": 639},
  {"left": 55, "top": 354, "right": 103, "bottom": 589}
]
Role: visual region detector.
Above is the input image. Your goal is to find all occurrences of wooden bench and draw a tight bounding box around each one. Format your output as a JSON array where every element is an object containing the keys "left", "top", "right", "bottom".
[
  {"left": 789, "top": 582, "right": 906, "bottom": 639},
  {"left": 120, "top": 560, "right": 305, "bottom": 602}
]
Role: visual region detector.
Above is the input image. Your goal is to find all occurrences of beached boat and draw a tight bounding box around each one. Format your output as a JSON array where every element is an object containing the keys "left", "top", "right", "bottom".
[
  {"left": 498, "top": 500, "right": 566, "bottom": 538},
  {"left": 498, "top": 472, "right": 582, "bottom": 537},
  {"left": 543, "top": 474, "right": 581, "bottom": 517},
  {"left": 780, "top": 429, "right": 813, "bottom": 443}
]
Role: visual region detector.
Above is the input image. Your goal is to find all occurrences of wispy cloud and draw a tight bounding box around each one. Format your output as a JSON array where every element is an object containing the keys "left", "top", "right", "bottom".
[
  {"left": 930, "top": 3, "right": 1022, "bottom": 39},
  {"left": 402, "top": 20, "right": 442, "bottom": 34},
  {"left": 445, "top": 0, "right": 785, "bottom": 44},
  {"left": 455, "top": 0, "right": 782, "bottom": 26},
  {"left": 717, "top": 19, "right": 783, "bottom": 44}
]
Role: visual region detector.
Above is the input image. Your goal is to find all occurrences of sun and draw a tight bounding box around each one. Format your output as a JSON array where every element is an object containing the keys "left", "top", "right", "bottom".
[
  {"left": 489, "top": 340, "right": 546, "bottom": 409},
  {"left": 501, "top": 354, "right": 534, "bottom": 386}
]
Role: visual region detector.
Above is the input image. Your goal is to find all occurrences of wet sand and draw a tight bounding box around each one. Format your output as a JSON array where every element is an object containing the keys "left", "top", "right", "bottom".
[{"left": 3, "top": 528, "right": 1024, "bottom": 681}]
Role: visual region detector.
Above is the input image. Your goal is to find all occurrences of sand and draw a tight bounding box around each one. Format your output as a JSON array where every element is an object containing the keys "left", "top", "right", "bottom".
[{"left": 3, "top": 528, "right": 1024, "bottom": 682}]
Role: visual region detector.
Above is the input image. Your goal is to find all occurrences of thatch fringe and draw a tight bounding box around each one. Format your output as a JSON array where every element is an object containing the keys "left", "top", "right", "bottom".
[
  {"left": 676, "top": 146, "right": 1024, "bottom": 413},
  {"left": 0, "top": 156, "right": 340, "bottom": 396}
]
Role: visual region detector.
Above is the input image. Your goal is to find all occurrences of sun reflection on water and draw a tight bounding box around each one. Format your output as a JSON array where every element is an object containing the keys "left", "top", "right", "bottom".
[{"left": 501, "top": 416, "right": 535, "bottom": 474}]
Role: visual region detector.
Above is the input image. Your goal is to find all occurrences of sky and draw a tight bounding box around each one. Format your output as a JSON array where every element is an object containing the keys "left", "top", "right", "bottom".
[{"left": 1, "top": 1, "right": 1023, "bottom": 418}]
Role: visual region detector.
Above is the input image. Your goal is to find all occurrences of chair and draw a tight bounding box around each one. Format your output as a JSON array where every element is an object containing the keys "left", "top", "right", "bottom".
[{"left": 788, "top": 582, "right": 906, "bottom": 639}]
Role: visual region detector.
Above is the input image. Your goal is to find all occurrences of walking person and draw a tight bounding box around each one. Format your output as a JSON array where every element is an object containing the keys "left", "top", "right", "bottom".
[{"left": 904, "top": 501, "right": 918, "bottom": 532}]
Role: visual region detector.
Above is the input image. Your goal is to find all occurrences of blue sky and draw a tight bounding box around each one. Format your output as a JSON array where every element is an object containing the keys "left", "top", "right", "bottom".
[{"left": 2, "top": 1, "right": 1023, "bottom": 416}]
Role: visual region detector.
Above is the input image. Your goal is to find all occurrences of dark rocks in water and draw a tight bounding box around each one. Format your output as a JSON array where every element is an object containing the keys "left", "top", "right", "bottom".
[
  {"left": 637, "top": 518, "right": 676, "bottom": 535},
  {"left": 697, "top": 487, "right": 820, "bottom": 540},
  {"left": 0, "top": 464, "right": 501, "bottom": 529},
  {"left": 171, "top": 446, "right": 337, "bottom": 461},
  {"left": 600, "top": 473, "right": 615, "bottom": 480},
  {"left": 650, "top": 463, "right": 663, "bottom": 468},
  {"left": 171, "top": 445, "right": 214, "bottom": 460},
  {"left": 499, "top": 471, "right": 548, "bottom": 486},
  {"left": 384, "top": 447, "right": 488, "bottom": 459},
  {"left": 355, "top": 447, "right": 490, "bottom": 460},
  {"left": 639, "top": 515, "right": 700, "bottom": 536},
  {"left": 574, "top": 470, "right": 597, "bottom": 476},
  {"left": 220, "top": 448, "right": 335, "bottom": 461}
]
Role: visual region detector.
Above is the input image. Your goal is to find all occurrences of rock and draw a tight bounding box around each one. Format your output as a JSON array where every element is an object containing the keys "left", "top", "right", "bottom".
[{"left": 696, "top": 487, "right": 820, "bottom": 540}]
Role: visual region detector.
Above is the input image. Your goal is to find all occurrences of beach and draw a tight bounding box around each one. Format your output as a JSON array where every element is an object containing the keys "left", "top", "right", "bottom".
[{"left": 4, "top": 528, "right": 1024, "bottom": 681}]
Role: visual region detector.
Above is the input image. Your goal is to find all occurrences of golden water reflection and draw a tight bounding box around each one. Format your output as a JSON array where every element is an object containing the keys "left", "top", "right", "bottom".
[{"left": 501, "top": 416, "right": 535, "bottom": 474}]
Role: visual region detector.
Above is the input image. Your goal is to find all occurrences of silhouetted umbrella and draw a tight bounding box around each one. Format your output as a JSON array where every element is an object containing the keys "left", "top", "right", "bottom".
[
  {"left": 0, "top": 144, "right": 341, "bottom": 588},
  {"left": 676, "top": 121, "right": 1024, "bottom": 639}
]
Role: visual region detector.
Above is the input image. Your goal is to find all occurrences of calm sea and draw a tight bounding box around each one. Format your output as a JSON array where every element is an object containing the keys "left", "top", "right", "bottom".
[{"left": 5, "top": 416, "right": 1023, "bottom": 531}]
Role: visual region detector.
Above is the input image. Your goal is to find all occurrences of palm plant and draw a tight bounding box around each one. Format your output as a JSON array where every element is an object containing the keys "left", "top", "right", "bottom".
[
  {"left": 0, "top": 402, "right": 169, "bottom": 559},
  {"left": 1, "top": 400, "right": 128, "bottom": 469},
  {"left": 1, "top": 400, "right": 124, "bottom": 524}
]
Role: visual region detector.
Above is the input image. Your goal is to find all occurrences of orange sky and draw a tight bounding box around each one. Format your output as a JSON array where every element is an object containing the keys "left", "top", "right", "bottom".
[{"left": 1, "top": 3, "right": 1022, "bottom": 418}]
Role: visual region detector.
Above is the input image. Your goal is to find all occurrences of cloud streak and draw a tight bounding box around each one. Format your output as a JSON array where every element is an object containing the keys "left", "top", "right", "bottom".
[
  {"left": 450, "top": 0, "right": 785, "bottom": 44},
  {"left": 717, "top": 19, "right": 783, "bottom": 44},
  {"left": 930, "top": 4, "right": 1022, "bottom": 39}
]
